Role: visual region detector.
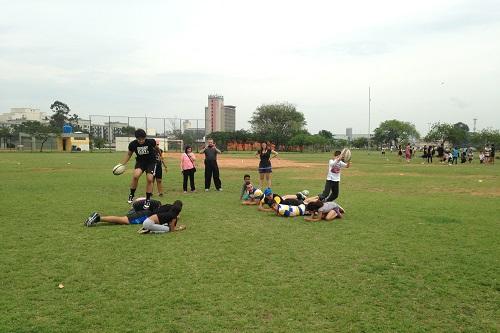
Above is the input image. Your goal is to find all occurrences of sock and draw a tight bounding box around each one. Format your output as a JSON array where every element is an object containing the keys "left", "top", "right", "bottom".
[
  {"left": 130, "top": 188, "right": 136, "bottom": 196},
  {"left": 146, "top": 192, "right": 152, "bottom": 200}
]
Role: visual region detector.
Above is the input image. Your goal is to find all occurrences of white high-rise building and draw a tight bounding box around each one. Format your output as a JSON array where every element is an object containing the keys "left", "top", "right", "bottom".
[{"left": 204, "top": 95, "right": 235, "bottom": 134}]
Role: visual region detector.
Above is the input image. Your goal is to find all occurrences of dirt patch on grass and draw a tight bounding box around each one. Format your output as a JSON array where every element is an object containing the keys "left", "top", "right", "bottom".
[{"left": 168, "top": 153, "right": 323, "bottom": 169}]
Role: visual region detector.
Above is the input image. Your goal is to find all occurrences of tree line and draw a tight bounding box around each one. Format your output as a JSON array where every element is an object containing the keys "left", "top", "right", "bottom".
[
  {"left": 1, "top": 101, "right": 498, "bottom": 152},
  {"left": 372, "top": 119, "right": 500, "bottom": 149}
]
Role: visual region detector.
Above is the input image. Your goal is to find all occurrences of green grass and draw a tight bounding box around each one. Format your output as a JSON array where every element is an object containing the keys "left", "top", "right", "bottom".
[{"left": 0, "top": 151, "right": 499, "bottom": 332}]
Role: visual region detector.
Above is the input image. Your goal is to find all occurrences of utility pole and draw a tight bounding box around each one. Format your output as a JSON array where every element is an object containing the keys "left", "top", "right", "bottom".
[
  {"left": 368, "top": 86, "right": 371, "bottom": 150},
  {"left": 473, "top": 118, "right": 477, "bottom": 132}
]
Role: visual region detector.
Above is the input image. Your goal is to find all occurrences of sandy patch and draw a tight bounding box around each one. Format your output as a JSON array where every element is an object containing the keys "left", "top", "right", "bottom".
[{"left": 167, "top": 152, "right": 323, "bottom": 169}]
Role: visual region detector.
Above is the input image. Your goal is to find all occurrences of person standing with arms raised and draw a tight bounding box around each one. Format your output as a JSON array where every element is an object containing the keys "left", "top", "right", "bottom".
[{"left": 200, "top": 138, "right": 222, "bottom": 191}]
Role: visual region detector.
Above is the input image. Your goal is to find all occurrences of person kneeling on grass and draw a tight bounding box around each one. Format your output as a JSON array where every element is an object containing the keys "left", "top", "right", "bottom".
[
  {"left": 139, "top": 200, "right": 185, "bottom": 234},
  {"left": 304, "top": 200, "right": 345, "bottom": 221}
]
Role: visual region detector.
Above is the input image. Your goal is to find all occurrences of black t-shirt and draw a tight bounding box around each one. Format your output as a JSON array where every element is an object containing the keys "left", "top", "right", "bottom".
[
  {"left": 259, "top": 149, "right": 272, "bottom": 167},
  {"left": 157, "top": 210, "right": 178, "bottom": 225},
  {"left": 133, "top": 199, "right": 162, "bottom": 213},
  {"left": 128, "top": 139, "right": 157, "bottom": 163},
  {"left": 156, "top": 204, "right": 173, "bottom": 214}
]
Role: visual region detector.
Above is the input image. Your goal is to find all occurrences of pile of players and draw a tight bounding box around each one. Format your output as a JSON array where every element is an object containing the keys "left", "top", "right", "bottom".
[{"left": 240, "top": 149, "right": 350, "bottom": 222}]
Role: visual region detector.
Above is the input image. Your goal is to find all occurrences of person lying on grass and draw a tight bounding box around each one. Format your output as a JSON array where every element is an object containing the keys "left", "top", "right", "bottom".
[
  {"left": 258, "top": 188, "right": 312, "bottom": 212},
  {"left": 274, "top": 202, "right": 307, "bottom": 217},
  {"left": 84, "top": 200, "right": 182, "bottom": 228},
  {"left": 241, "top": 188, "right": 264, "bottom": 205},
  {"left": 304, "top": 200, "right": 345, "bottom": 221}
]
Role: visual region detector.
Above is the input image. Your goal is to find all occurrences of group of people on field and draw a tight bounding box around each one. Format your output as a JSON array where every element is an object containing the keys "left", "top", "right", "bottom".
[
  {"left": 84, "top": 129, "right": 352, "bottom": 233},
  {"left": 240, "top": 145, "right": 350, "bottom": 222},
  {"left": 392, "top": 142, "right": 496, "bottom": 165},
  {"left": 84, "top": 129, "right": 224, "bottom": 233}
]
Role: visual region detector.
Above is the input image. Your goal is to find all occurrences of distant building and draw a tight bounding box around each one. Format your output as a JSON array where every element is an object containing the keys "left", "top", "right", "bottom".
[
  {"left": 0, "top": 108, "right": 48, "bottom": 126},
  {"left": 346, "top": 128, "right": 353, "bottom": 141},
  {"left": 223, "top": 105, "right": 236, "bottom": 132},
  {"left": 333, "top": 132, "right": 369, "bottom": 141},
  {"left": 73, "top": 119, "right": 129, "bottom": 142},
  {"left": 204, "top": 95, "right": 235, "bottom": 134}
]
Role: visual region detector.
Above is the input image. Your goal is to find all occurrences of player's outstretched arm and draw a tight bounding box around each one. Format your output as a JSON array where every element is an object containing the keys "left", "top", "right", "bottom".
[{"left": 121, "top": 151, "right": 133, "bottom": 165}]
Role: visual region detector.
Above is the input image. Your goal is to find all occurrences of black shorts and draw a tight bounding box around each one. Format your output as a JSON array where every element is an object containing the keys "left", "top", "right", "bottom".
[
  {"left": 134, "top": 160, "right": 157, "bottom": 175},
  {"left": 154, "top": 162, "right": 162, "bottom": 179},
  {"left": 126, "top": 210, "right": 151, "bottom": 224},
  {"left": 282, "top": 198, "right": 301, "bottom": 206}
]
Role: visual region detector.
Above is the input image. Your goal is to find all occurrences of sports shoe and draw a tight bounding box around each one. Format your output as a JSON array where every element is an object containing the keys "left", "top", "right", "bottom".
[
  {"left": 205, "top": 189, "right": 209, "bottom": 192},
  {"left": 127, "top": 194, "right": 134, "bottom": 204},
  {"left": 296, "top": 192, "right": 305, "bottom": 200},
  {"left": 143, "top": 199, "right": 151, "bottom": 209},
  {"left": 216, "top": 188, "right": 223, "bottom": 191},
  {"left": 137, "top": 227, "right": 150, "bottom": 234},
  {"left": 84, "top": 212, "right": 100, "bottom": 227}
]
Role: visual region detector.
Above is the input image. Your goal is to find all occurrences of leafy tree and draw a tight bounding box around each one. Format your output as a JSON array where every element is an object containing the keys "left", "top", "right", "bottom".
[
  {"left": 15, "top": 121, "right": 54, "bottom": 152},
  {"left": 50, "top": 101, "right": 79, "bottom": 132},
  {"left": 425, "top": 123, "right": 454, "bottom": 144},
  {"left": 352, "top": 137, "right": 368, "bottom": 149},
  {"left": 425, "top": 122, "right": 469, "bottom": 146},
  {"left": 318, "top": 130, "right": 333, "bottom": 140},
  {"left": 470, "top": 128, "right": 500, "bottom": 148},
  {"left": 453, "top": 122, "right": 469, "bottom": 132},
  {"left": 207, "top": 131, "right": 232, "bottom": 150},
  {"left": 249, "top": 103, "right": 306, "bottom": 148},
  {"left": 333, "top": 138, "right": 348, "bottom": 148},
  {"left": 120, "top": 126, "right": 136, "bottom": 136},
  {"left": 372, "top": 120, "right": 420, "bottom": 146},
  {"left": 91, "top": 137, "right": 106, "bottom": 149},
  {"left": 0, "top": 126, "right": 14, "bottom": 148}
]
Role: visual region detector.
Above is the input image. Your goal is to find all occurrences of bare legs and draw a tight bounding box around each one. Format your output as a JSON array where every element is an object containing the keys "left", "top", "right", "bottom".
[
  {"left": 155, "top": 178, "right": 163, "bottom": 195},
  {"left": 259, "top": 173, "right": 272, "bottom": 189}
]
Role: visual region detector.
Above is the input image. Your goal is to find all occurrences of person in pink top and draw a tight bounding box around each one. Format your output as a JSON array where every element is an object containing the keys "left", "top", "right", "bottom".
[
  {"left": 181, "top": 145, "right": 196, "bottom": 193},
  {"left": 405, "top": 143, "right": 411, "bottom": 163}
]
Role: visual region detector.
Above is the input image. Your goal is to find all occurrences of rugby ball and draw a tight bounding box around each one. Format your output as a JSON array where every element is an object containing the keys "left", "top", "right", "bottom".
[
  {"left": 342, "top": 148, "right": 352, "bottom": 162},
  {"left": 112, "top": 163, "right": 126, "bottom": 175},
  {"left": 301, "top": 190, "right": 310, "bottom": 197}
]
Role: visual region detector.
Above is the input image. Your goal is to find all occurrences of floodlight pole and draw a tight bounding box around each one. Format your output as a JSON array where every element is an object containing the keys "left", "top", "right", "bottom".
[{"left": 368, "top": 86, "right": 371, "bottom": 150}]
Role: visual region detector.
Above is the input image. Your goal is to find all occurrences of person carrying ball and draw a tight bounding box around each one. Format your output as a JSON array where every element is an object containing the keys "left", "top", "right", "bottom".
[
  {"left": 120, "top": 129, "right": 164, "bottom": 209},
  {"left": 318, "top": 150, "right": 350, "bottom": 202}
]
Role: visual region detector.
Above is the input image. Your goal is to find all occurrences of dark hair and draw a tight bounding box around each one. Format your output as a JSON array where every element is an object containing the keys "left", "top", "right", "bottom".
[
  {"left": 243, "top": 174, "right": 250, "bottom": 179},
  {"left": 306, "top": 200, "right": 324, "bottom": 212},
  {"left": 170, "top": 200, "right": 183, "bottom": 216},
  {"left": 135, "top": 129, "right": 146, "bottom": 139},
  {"left": 334, "top": 150, "right": 342, "bottom": 156},
  {"left": 184, "top": 145, "right": 192, "bottom": 154}
]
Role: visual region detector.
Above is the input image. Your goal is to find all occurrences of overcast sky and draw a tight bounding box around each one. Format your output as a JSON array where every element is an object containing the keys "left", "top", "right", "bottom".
[{"left": 1, "top": 0, "right": 499, "bottom": 135}]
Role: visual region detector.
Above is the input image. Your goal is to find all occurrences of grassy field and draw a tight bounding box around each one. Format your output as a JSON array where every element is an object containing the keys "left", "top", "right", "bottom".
[{"left": 0, "top": 151, "right": 498, "bottom": 332}]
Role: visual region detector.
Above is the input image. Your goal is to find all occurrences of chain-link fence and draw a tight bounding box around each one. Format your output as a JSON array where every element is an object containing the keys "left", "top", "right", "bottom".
[
  {"left": 87, "top": 116, "right": 205, "bottom": 152},
  {"left": 0, "top": 133, "right": 59, "bottom": 151}
]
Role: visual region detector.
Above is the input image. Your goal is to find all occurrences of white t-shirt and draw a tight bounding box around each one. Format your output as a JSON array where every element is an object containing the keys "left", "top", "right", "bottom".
[{"left": 326, "top": 158, "right": 347, "bottom": 182}]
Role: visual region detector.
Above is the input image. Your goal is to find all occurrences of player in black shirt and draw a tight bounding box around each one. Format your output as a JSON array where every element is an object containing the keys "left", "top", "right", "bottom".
[
  {"left": 139, "top": 200, "right": 186, "bottom": 234},
  {"left": 120, "top": 129, "right": 164, "bottom": 209}
]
